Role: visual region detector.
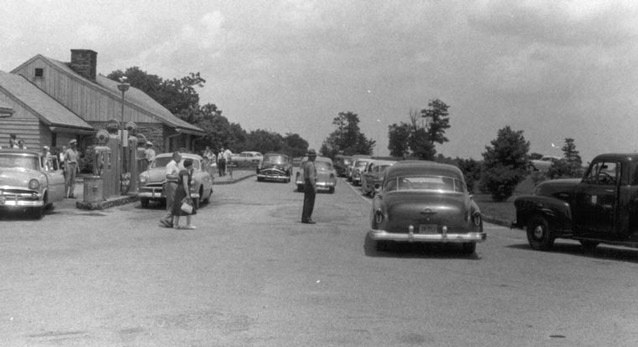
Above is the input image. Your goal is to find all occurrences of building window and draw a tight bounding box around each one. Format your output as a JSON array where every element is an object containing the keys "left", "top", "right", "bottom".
[{"left": 35, "top": 68, "right": 44, "bottom": 78}]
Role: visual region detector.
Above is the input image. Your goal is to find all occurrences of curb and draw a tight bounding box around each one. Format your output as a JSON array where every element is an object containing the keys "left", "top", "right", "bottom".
[
  {"left": 481, "top": 214, "right": 513, "bottom": 228},
  {"left": 76, "top": 195, "right": 138, "bottom": 210}
]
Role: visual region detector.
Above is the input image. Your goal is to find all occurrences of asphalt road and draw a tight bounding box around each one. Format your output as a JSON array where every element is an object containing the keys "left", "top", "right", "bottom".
[{"left": 0, "top": 176, "right": 637, "bottom": 346}]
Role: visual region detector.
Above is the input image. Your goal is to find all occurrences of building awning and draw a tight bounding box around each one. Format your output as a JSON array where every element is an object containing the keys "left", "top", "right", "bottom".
[{"left": 49, "top": 125, "right": 95, "bottom": 135}]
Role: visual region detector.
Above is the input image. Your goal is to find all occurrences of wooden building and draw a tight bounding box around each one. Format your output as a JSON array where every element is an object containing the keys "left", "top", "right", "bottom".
[
  {"left": 6, "top": 49, "right": 205, "bottom": 152},
  {"left": 0, "top": 71, "right": 94, "bottom": 150}
]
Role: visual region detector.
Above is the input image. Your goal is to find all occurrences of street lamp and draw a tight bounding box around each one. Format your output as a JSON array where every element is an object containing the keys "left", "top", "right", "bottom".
[{"left": 117, "top": 77, "right": 130, "bottom": 172}]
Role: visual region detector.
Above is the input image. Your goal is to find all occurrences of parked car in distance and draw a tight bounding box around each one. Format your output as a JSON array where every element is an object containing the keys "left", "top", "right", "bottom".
[
  {"left": 0, "top": 149, "right": 65, "bottom": 218},
  {"left": 529, "top": 155, "right": 560, "bottom": 171},
  {"left": 257, "top": 152, "right": 292, "bottom": 183},
  {"left": 137, "top": 153, "right": 214, "bottom": 208},
  {"left": 350, "top": 157, "right": 374, "bottom": 186},
  {"left": 369, "top": 161, "right": 486, "bottom": 254},
  {"left": 295, "top": 156, "right": 337, "bottom": 193},
  {"left": 513, "top": 153, "right": 638, "bottom": 251},
  {"left": 334, "top": 155, "right": 353, "bottom": 177},
  {"left": 346, "top": 155, "right": 371, "bottom": 182},
  {"left": 361, "top": 159, "right": 397, "bottom": 196},
  {"left": 231, "top": 151, "right": 263, "bottom": 163}
]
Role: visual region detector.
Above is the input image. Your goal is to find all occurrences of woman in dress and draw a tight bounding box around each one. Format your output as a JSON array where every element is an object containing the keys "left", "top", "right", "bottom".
[{"left": 172, "top": 159, "right": 196, "bottom": 229}]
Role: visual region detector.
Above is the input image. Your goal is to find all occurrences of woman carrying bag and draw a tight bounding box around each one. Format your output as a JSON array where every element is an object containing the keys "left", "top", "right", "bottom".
[{"left": 173, "top": 159, "right": 197, "bottom": 230}]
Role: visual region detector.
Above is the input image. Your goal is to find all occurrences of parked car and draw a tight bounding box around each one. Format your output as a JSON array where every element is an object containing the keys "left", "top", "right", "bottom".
[
  {"left": 361, "top": 159, "right": 397, "bottom": 196},
  {"left": 231, "top": 151, "right": 263, "bottom": 163},
  {"left": 137, "top": 153, "right": 214, "bottom": 208},
  {"left": 295, "top": 156, "right": 337, "bottom": 193},
  {"left": 350, "top": 157, "right": 374, "bottom": 186},
  {"left": 513, "top": 153, "right": 638, "bottom": 251},
  {"left": 257, "top": 152, "right": 292, "bottom": 183},
  {"left": 529, "top": 155, "right": 560, "bottom": 171},
  {"left": 368, "top": 161, "right": 486, "bottom": 253},
  {"left": 0, "top": 149, "right": 65, "bottom": 218},
  {"left": 346, "top": 155, "right": 371, "bottom": 182},
  {"left": 334, "top": 155, "right": 353, "bottom": 177}
]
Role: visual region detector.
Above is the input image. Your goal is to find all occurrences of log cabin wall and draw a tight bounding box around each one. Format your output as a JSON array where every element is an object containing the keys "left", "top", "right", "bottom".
[{"left": 0, "top": 93, "right": 48, "bottom": 150}]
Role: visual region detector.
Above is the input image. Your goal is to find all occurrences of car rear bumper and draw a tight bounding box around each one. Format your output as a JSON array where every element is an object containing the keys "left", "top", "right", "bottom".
[{"left": 368, "top": 229, "right": 487, "bottom": 243}]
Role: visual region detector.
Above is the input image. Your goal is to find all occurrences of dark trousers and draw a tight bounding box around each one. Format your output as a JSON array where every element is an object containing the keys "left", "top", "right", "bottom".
[
  {"left": 163, "top": 182, "right": 178, "bottom": 223},
  {"left": 302, "top": 181, "right": 316, "bottom": 222}
]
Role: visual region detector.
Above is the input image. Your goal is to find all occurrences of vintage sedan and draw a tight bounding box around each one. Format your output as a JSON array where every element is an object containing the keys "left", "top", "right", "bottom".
[
  {"left": 369, "top": 161, "right": 486, "bottom": 254},
  {"left": 0, "top": 149, "right": 65, "bottom": 218},
  {"left": 334, "top": 155, "right": 353, "bottom": 177},
  {"left": 350, "top": 157, "right": 374, "bottom": 186},
  {"left": 137, "top": 153, "right": 214, "bottom": 208},
  {"left": 360, "top": 159, "right": 397, "bottom": 196},
  {"left": 295, "top": 156, "right": 337, "bottom": 193},
  {"left": 257, "top": 152, "right": 292, "bottom": 183}
]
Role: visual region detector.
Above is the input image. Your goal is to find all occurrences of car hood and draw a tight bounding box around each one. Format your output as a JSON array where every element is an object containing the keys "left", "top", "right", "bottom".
[
  {"left": 381, "top": 191, "right": 469, "bottom": 227},
  {"left": 142, "top": 167, "right": 167, "bottom": 183},
  {"left": 0, "top": 167, "right": 42, "bottom": 188}
]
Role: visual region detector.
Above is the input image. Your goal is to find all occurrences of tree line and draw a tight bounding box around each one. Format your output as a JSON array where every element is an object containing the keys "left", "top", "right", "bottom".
[
  {"left": 319, "top": 99, "right": 584, "bottom": 202},
  {"left": 107, "top": 67, "right": 309, "bottom": 157}
]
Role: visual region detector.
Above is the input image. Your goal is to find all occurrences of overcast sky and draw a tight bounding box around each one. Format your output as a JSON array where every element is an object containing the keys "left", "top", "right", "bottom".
[{"left": 3, "top": 0, "right": 638, "bottom": 162}]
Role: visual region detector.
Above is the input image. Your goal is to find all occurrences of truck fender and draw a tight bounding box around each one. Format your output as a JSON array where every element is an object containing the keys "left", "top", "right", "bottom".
[{"left": 513, "top": 195, "right": 572, "bottom": 231}]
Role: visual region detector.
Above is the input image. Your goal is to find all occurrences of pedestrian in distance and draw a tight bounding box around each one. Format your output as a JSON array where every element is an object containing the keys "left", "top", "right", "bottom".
[
  {"left": 160, "top": 151, "right": 182, "bottom": 228},
  {"left": 173, "top": 159, "right": 197, "bottom": 230},
  {"left": 301, "top": 148, "right": 318, "bottom": 224},
  {"left": 218, "top": 147, "right": 226, "bottom": 177},
  {"left": 9, "top": 133, "right": 18, "bottom": 148},
  {"left": 64, "top": 139, "right": 79, "bottom": 198}
]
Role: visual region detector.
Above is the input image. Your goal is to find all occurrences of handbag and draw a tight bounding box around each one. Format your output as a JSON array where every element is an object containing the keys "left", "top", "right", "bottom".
[{"left": 180, "top": 198, "right": 193, "bottom": 214}]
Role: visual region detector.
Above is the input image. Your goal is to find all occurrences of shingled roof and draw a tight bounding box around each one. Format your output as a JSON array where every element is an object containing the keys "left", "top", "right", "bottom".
[
  {"left": 0, "top": 71, "right": 94, "bottom": 131},
  {"left": 43, "top": 57, "right": 205, "bottom": 135}
]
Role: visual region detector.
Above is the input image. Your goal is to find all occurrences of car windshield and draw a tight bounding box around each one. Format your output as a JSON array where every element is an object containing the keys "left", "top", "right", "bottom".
[
  {"left": 150, "top": 157, "right": 172, "bottom": 168},
  {"left": 373, "top": 164, "right": 392, "bottom": 173},
  {"left": 264, "top": 155, "right": 289, "bottom": 164},
  {"left": 385, "top": 175, "right": 465, "bottom": 193},
  {"left": 316, "top": 161, "right": 333, "bottom": 171},
  {"left": 0, "top": 154, "right": 39, "bottom": 170}
]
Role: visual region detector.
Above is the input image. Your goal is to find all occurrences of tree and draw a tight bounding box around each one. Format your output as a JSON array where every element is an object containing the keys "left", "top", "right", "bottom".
[
  {"left": 283, "top": 133, "right": 309, "bottom": 158},
  {"left": 481, "top": 126, "right": 530, "bottom": 202},
  {"left": 457, "top": 158, "right": 482, "bottom": 193},
  {"left": 387, "top": 100, "right": 451, "bottom": 160},
  {"left": 387, "top": 123, "right": 411, "bottom": 158},
  {"left": 547, "top": 138, "right": 584, "bottom": 179},
  {"left": 320, "top": 112, "right": 375, "bottom": 157}
]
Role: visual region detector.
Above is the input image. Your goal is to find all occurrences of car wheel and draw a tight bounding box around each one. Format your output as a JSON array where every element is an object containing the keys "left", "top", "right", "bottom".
[
  {"left": 329, "top": 187, "right": 335, "bottom": 194},
  {"left": 257, "top": 177, "right": 264, "bottom": 182},
  {"left": 297, "top": 184, "right": 304, "bottom": 192},
  {"left": 580, "top": 240, "right": 599, "bottom": 251},
  {"left": 461, "top": 242, "right": 476, "bottom": 254},
  {"left": 141, "top": 198, "right": 150, "bottom": 208},
  {"left": 526, "top": 215, "right": 555, "bottom": 251},
  {"left": 203, "top": 188, "right": 212, "bottom": 204}
]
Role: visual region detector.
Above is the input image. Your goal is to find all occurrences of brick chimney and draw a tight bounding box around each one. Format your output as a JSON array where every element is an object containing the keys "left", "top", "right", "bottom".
[{"left": 69, "top": 49, "right": 97, "bottom": 81}]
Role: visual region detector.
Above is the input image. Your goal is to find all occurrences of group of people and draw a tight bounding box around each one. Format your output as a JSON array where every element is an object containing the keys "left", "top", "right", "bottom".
[
  {"left": 159, "top": 151, "right": 197, "bottom": 230},
  {"left": 1, "top": 133, "right": 28, "bottom": 150},
  {"left": 203, "top": 146, "right": 233, "bottom": 177}
]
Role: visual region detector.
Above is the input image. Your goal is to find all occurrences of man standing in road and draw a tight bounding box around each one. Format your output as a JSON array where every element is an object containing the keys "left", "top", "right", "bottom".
[
  {"left": 217, "top": 147, "right": 226, "bottom": 177},
  {"left": 64, "top": 139, "right": 79, "bottom": 198},
  {"left": 160, "top": 151, "right": 182, "bottom": 228},
  {"left": 301, "top": 149, "right": 318, "bottom": 224}
]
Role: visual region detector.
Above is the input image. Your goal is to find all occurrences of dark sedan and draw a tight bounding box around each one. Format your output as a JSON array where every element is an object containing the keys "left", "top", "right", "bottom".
[
  {"left": 257, "top": 153, "right": 292, "bottom": 183},
  {"left": 368, "top": 161, "right": 486, "bottom": 254}
]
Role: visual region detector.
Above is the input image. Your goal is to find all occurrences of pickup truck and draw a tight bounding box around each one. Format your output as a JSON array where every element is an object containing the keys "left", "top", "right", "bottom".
[{"left": 512, "top": 153, "right": 638, "bottom": 251}]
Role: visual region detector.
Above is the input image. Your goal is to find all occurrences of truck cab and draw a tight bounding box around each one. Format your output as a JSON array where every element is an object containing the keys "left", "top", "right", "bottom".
[{"left": 512, "top": 153, "right": 638, "bottom": 251}]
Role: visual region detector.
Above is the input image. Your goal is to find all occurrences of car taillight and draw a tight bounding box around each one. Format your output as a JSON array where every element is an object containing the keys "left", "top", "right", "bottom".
[
  {"left": 29, "top": 179, "right": 40, "bottom": 190},
  {"left": 374, "top": 209, "right": 384, "bottom": 224}
]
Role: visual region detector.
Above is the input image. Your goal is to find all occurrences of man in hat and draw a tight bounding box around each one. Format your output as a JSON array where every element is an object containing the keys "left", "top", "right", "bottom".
[
  {"left": 64, "top": 139, "right": 79, "bottom": 198},
  {"left": 144, "top": 141, "right": 156, "bottom": 164},
  {"left": 160, "top": 151, "right": 182, "bottom": 228},
  {"left": 301, "top": 148, "right": 318, "bottom": 224}
]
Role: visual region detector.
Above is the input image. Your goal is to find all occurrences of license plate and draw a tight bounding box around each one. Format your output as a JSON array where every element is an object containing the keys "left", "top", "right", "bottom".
[{"left": 419, "top": 224, "right": 438, "bottom": 234}]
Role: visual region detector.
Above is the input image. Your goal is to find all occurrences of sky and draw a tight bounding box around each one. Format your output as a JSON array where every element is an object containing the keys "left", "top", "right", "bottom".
[{"left": 2, "top": 0, "right": 638, "bottom": 162}]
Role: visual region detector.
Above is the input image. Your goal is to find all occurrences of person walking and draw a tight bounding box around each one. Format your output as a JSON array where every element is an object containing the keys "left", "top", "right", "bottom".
[
  {"left": 172, "top": 159, "right": 196, "bottom": 230},
  {"left": 63, "top": 139, "right": 79, "bottom": 198},
  {"left": 160, "top": 151, "right": 182, "bottom": 228},
  {"left": 217, "top": 147, "right": 226, "bottom": 176},
  {"left": 301, "top": 149, "right": 318, "bottom": 224}
]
